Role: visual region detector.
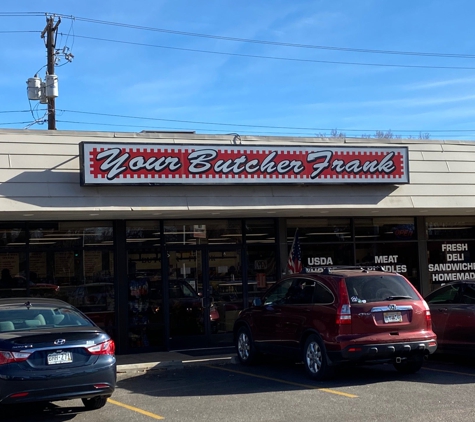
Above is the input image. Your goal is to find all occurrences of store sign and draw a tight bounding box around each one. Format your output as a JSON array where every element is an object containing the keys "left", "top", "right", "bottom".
[{"left": 80, "top": 142, "right": 409, "bottom": 185}]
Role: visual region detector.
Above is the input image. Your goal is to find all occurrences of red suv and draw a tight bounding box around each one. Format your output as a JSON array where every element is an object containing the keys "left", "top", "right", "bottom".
[{"left": 233, "top": 268, "right": 437, "bottom": 380}]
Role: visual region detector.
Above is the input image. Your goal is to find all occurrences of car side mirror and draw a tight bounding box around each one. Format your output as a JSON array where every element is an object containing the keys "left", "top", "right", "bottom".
[{"left": 252, "top": 298, "right": 262, "bottom": 307}]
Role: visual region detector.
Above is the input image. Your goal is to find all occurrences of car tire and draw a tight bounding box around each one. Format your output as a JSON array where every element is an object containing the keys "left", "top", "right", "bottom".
[
  {"left": 393, "top": 354, "right": 424, "bottom": 374},
  {"left": 82, "top": 396, "right": 108, "bottom": 410},
  {"left": 303, "top": 334, "right": 330, "bottom": 381},
  {"left": 236, "top": 326, "right": 259, "bottom": 365}
]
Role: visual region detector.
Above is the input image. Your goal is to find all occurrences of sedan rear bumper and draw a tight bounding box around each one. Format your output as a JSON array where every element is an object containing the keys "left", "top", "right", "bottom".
[{"left": 0, "top": 361, "right": 116, "bottom": 404}]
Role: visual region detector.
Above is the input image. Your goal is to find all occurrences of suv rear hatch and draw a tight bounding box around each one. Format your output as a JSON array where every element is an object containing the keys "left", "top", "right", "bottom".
[{"left": 344, "top": 274, "right": 431, "bottom": 340}]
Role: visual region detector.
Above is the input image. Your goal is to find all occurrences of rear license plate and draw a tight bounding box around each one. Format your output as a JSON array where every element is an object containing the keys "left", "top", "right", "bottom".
[
  {"left": 47, "top": 351, "right": 73, "bottom": 365},
  {"left": 383, "top": 311, "right": 402, "bottom": 323}
]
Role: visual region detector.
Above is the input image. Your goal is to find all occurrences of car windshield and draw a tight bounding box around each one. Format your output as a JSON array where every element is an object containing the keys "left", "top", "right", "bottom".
[
  {"left": 169, "top": 281, "right": 199, "bottom": 299},
  {"left": 0, "top": 305, "right": 94, "bottom": 332},
  {"left": 345, "top": 275, "right": 420, "bottom": 303}
]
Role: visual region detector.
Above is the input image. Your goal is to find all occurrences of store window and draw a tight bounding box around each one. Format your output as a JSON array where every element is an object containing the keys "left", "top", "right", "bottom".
[
  {"left": 29, "top": 221, "right": 113, "bottom": 250},
  {"left": 426, "top": 217, "right": 475, "bottom": 292},
  {"left": 288, "top": 218, "right": 351, "bottom": 244},
  {"left": 0, "top": 252, "right": 27, "bottom": 296},
  {"left": 246, "top": 244, "right": 277, "bottom": 303},
  {"left": 287, "top": 218, "right": 353, "bottom": 272},
  {"left": 355, "top": 217, "right": 416, "bottom": 241},
  {"left": 27, "top": 222, "right": 115, "bottom": 336},
  {"left": 245, "top": 219, "right": 278, "bottom": 302},
  {"left": 0, "top": 224, "right": 26, "bottom": 249},
  {"left": 164, "top": 220, "right": 242, "bottom": 245},
  {"left": 354, "top": 217, "right": 418, "bottom": 289},
  {"left": 355, "top": 242, "right": 420, "bottom": 290},
  {"left": 126, "top": 220, "right": 161, "bottom": 248},
  {"left": 427, "top": 217, "right": 475, "bottom": 240}
]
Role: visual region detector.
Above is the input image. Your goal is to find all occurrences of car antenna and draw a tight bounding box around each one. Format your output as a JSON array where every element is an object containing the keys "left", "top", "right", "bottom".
[{"left": 24, "top": 301, "right": 32, "bottom": 309}]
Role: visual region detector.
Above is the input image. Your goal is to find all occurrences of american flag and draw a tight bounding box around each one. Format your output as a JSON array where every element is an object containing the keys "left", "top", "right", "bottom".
[{"left": 287, "top": 229, "right": 303, "bottom": 274}]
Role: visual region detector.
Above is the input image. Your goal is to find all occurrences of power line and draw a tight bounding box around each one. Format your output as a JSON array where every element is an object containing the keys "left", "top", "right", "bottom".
[
  {"left": 0, "top": 30, "right": 40, "bottom": 34},
  {"left": 5, "top": 12, "right": 473, "bottom": 61},
  {"left": 54, "top": 109, "right": 475, "bottom": 133},
  {"left": 63, "top": 34, "right": 475, "bottom": 71},
  {"left": 51, "top": 14, "right": 475, "bottom": 60},
  {"left": 3, "top": 13, "right": 475, "bottom": 70},
  {"left": 5, "top": 108, "right": 475, "bottom": 135},
  {"left": 0, "top": 12, "right": 45, "bottom": 17}
]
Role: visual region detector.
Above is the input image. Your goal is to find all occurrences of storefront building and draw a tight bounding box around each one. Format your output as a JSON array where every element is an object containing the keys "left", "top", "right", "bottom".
[{"left": 0, "top": 128, "right": 474, "bottom": 354}]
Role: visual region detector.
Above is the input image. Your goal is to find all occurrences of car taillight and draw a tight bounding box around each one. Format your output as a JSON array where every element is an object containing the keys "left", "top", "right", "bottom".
[
  {"left": 425, "top": 310, "right": 432, "bottom": 330},
  {"left": 422, "top": 300, "right": 432, "bottom": 330},
  {"left": 0, "top": 351, "right": 31, "bottom": 365},
  {"left": 87, "top": 339, "right": 115, "bottom": 356},
  {"left": 336, "top": 279, "right": 352, "bottom": 325}
]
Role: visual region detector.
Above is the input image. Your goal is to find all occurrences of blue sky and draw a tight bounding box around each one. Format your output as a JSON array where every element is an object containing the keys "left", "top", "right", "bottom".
[{"left": 2, "top": 1, "right": 475, "bottom": 139}]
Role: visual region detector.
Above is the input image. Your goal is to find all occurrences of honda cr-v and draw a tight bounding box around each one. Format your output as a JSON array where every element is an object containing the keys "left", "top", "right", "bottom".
[{"left": 233, "top": 268, "right": 437, "bottom": 380}]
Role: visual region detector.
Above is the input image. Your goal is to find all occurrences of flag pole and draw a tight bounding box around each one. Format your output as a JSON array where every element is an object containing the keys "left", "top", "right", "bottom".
[{"left": 287, "top": 228, "right": 299, "bottom": 274}]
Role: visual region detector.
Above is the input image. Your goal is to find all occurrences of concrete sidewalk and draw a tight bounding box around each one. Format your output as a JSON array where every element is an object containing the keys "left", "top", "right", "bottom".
[{"left": 116, "top": 348, "right": 237, "bottom": 372}]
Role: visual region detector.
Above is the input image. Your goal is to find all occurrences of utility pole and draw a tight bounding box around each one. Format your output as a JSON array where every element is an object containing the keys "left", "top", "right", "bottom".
[{"left": 41, "top": 16, "right": 61, "bottom": 130}]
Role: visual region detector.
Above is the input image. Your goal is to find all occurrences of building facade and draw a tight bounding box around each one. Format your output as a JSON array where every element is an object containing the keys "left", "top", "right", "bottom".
[{"left": 0, "top": 128, "right": 474, "bottom": 354}]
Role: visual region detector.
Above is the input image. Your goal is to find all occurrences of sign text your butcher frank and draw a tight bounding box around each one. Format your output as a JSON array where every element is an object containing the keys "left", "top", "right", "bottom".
[{"left": 80, "top": 143, "right": 409, "bottom": 186}]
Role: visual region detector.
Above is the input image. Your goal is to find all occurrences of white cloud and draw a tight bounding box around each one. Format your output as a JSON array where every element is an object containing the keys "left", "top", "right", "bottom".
[{"left": 404, "top": 77, "right": 475, "bottom": 91}]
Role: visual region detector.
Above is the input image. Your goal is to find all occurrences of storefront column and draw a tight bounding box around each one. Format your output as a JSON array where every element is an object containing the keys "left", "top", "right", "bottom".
[
  {"left": 113, "top": 220, "right": 128, "bottom": 354},
  {"left": 416, "top": 216, "right": 430, "bottom": 296},
  {"left": 278, "top": 218, "right": 288, "bottom": 277}
]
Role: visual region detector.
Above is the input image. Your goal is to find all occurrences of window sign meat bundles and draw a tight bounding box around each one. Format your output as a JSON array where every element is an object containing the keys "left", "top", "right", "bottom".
[{"left": 80, "top": 143, "right": 409, "bottom": 185}]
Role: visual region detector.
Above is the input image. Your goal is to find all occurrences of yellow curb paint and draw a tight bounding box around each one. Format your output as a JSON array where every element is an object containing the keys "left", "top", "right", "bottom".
[{"left": 108, "top": 398, "right": 165, "bottom": 420}]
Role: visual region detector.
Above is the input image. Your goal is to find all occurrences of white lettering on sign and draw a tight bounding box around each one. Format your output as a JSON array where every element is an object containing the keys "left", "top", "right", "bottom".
[
  {"left": 97, "top": 148, "right": 182, "bottom": 180},
  {"left": 430, "top": 243, "right": 475, "bottom": 283},
  {"left": 432, "top": 272, "right": 475, "bottom": 282},
  {"left": 447, "top": 253, "right": 464, "bottom": 262},
  {"left": 380, "top": 265, "right": 407, "bottom": 273},
  {"left": 82, "top": 143, "right": 409, "bottom": 185},
  {"left": 307, "top": 257, "right": 334, "bottom": 266},
  {"left": 441, "top": 243, "right": 468, "bottom": 252},
  {"left": 429, "top": 262, "right": 475, "bottom": 271},
  {"left": 375, "top": 255, "right": 398, "bottom": 264}
]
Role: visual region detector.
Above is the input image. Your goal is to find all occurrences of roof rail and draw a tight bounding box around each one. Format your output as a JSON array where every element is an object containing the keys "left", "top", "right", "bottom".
[{"left": 317, "top": 265, "right": 388, "bottom": 275}]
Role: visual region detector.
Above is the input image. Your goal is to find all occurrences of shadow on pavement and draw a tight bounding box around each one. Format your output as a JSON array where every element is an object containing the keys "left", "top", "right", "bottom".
[{"left": 1, "top": 402, "right": 91, "bottom": 421}]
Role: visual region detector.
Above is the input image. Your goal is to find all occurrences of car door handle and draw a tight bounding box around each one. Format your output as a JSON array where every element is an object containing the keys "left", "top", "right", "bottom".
[{"left": 437, "top": 308, "right": 448, "bottom": 313}]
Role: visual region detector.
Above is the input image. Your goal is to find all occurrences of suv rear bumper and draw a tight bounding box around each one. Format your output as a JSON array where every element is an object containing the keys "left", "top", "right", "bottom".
[{"left": 329, "top": 340, "right": 437, "bottom": 363}]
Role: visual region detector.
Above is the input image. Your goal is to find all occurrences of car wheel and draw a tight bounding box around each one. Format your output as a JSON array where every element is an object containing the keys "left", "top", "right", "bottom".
[
  {"left": 303, "top": 334, "right": 330, "bottom": 381},
  {"left": 82, "top": 396, "right": 108, "bottom": 410},
  {"left": 236, "top": 326, "right": 259, "bottom": 365},
  {"left": 393, "top": 354, "right": 424, "bottom": 374}
]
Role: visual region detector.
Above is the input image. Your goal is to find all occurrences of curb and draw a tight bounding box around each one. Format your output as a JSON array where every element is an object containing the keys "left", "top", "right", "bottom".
[{"left": 117, "top": 355, "right": 238, "bottom": 373}]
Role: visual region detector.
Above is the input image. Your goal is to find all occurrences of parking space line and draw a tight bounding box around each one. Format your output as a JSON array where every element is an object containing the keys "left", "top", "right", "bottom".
[
  {"left": 108, "top": 398, "right": 165, "bottom": 420},
  {"left": 207, "top": 365, "right": 358, "bottom": 398},
  {"left": 424, "top": 367, "right": 475, "bottom": 377}
]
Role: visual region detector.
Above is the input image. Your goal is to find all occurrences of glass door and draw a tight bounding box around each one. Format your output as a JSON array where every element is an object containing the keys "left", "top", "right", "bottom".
[
  {"left": 167, "top": 248, "right": 207, "bottom": 349},
  {"left": 208, "top": 248, "right": 243, "bottom": 345},
  {"left": 167, "top": 246, "right": 243, "bottom": 350},
  {"left": 164, "top": 219, "right": 244, "bottom": 350}
]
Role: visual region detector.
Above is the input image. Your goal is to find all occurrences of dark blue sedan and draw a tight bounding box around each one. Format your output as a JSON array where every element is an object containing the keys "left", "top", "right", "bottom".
[{"left": 0, "top": 297, "right": 116, "bottom": 409}]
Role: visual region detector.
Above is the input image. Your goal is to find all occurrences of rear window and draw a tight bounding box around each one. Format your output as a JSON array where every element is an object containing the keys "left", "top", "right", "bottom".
[
  {"left": 0, "top": 305, "right": 94, "bottom": 332},
  {"left": 345, "top": 275, "right": 420, "bottom": 304}
]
